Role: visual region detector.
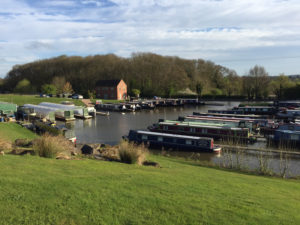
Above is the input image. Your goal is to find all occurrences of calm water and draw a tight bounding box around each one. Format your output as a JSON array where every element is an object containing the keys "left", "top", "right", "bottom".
[{"left": 61, "top": 101, "right": 300, "bottom": 177}]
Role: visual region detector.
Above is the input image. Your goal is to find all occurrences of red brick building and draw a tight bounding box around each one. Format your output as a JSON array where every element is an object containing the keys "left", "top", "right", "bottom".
[{"left": 95, "top": 79, "right": 127, "bottom": 100}]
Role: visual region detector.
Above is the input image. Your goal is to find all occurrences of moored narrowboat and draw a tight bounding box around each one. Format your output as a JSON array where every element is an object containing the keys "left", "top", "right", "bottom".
[
  {"left": 148, "top": 120, "right": 253, "bottom": 142},
  {"left": 125, "top": 130, "right": 221, "bottom": 153}
]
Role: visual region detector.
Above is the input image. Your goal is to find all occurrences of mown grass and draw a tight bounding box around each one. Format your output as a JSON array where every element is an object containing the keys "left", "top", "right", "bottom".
[
  {"left": 0, "top": 122, "right": 37, "bottom": 142},
  {"left": 0, "top": 154, "right": 299, "bottom": 225},
  {"left": 0, "top": 94, "right": 85, "bottom": 106}
]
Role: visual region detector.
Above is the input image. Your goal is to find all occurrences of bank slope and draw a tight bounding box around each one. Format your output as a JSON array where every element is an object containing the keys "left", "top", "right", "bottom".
[
  {"left": 0, "top": 123, "right": 37, "bottom": 141},
  {"left": 0, "top": 155, "right": 299, "bottom": 225}
]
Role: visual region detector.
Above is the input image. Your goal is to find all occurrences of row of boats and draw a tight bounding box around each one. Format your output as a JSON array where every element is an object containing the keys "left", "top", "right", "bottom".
[{"left": 125, "top": 105, "right": 300, "bottom": 152}]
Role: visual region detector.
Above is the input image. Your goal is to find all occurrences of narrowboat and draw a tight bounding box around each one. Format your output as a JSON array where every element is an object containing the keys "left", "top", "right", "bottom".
[
  {"left": 23, "top": 104, "right": 75, "bottom": 121},
  {"left": 235, "top": 106, "right": 276, "bottom": 115},
  {"left": 34, "top": 121, "right": 76, "bottom": 144},
  {"left": 276, "top": 109, "right": 300, "bottom": 121},
  {"left": 39, "top": 102, "right": 92, "bottom": 119},
  {"left": 95, "top": 103, "right": 132, "bottom": 112},
  {"left": 0, "top": 101, "right": 17, "bottom": 117},
  {"left": 179, "top": 116, "right": 255, "bottom": 133},
  {"left": 125, "top": 130, "right": 221, "bottom": 153},
  {"left": 208, "top": 109, "right": 243, "bottom": 114},
  {"left": 193, "top": 112, "right": 268, "bottom": 119},
  {"left": 139, "top": 101, "right": 156, "bottom": 109},
  {"left": 16, "top": 106, "right": 36, "bottom": 120},
  {"left": 23, "top": 104, "right": 56, "bottom": 122},
  {"left": 272, "top": 130, "right": 300, "bottom": 148},
  {"left": 148, "top": 120, "right": 253, "bottom": 142},
  {"left": 274, "top": 101, "right": 300, "bottom": 109}
]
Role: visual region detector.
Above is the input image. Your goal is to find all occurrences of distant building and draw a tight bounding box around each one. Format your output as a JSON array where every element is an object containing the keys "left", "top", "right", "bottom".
[{"left": 95, "top": 79, "right": 127, "bottom": 100}]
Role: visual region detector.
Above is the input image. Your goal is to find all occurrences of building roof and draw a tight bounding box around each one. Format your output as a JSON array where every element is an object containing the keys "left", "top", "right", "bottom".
[{"left": 96, "top": 79, "right": 123, "bottom": 87}]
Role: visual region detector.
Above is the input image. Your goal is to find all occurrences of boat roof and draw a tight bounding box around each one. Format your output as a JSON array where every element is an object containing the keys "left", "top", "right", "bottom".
[
  {"left": 133, "top": 130, "right": 212, "bottom": 140},
  {"left": 276, "top": 130, "right": 300, "bottom": 134},
  {"left": 194, "top": 112, "right": 265, "bottom": 118},
  {"left": 237, "top": 106, "right": 273, "bottom": 109},
  {"left": 158, "top": 121, "right": 246, "bottom": 130}
]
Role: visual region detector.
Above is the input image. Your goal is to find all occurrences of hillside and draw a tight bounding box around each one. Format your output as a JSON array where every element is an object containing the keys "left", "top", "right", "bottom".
[{"left": 0, "top": 154, "right": 299, "bottom": 225}]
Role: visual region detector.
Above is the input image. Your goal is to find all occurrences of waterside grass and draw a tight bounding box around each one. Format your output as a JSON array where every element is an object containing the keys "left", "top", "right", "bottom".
[
  {"left": 0, "top": 94, "right": 85, "bottom": 106},
  {"left": 0, "top": 122, "right": 37, "bottom": 142},
  {"left": 0, "top": 154, "right": 299, "bottom": 225}
]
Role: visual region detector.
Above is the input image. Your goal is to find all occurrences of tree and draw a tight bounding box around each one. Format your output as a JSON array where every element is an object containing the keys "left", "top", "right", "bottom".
[
  {"left": 14, "top": 79, "right": 33, "bottom": 94},
  {"left": 41, "top": 84, "right": 57, "bottom": 95},
  {"left": 210, "top": 88, "right": 222, "bottom": 99},
  {"left": 52, "top": 76, "right": 66, "bottom": 94},
  {"left": 223, "top": 71, "right": 241, "bottom": 97},
  {"left": 63, "top": 82, "right": 73, "bottom": 94},
  {"left": 196, "top": 82, "right": 203, "bottom": 97},
  {"left": 88, "top": 90, "right": 96, "bottom": 99},
  {"left": 132, "top": 89, "right": 140, "bottom": 98},
  {"left": 270, "top": 74, "right": 292, "bottom": 99},
  {"left": 248, "top": 65, "right": 270, "bottom": 99}
]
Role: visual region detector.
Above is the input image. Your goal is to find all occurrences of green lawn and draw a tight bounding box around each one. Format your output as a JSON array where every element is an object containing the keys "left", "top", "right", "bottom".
[
  {"left": 0, "top": 122, "right": 37, "bottom": 141},
  {"left": 0, "top": 154, "right": 299, "bottom": 225},
  {"left": 0, "top": 94, "right": 85, "bottom": 106}
]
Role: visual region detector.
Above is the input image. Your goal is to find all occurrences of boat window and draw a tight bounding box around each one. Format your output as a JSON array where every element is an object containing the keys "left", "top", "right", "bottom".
[
  {"left": 291, "top": 134, "right": 298, "bottom": 140},
  {"left": 202, "top": 128, "right": 207, "bottom": 134},
  {"left": 148, "top": 135, "right": 157, "bottom": 141},
  {"left": 197, "top": 140, "right": 208, "bottom": 147},
  {"left": 163, "top": 125, "right": 168, "bottom": 131},
  {"left": 163, "top": 137, "right": 173, "bottom": 143},
  {"left": 158, "top": 137, "right": 163, "bottom": 142},
  {"left": 142, "top": 135, "right": 148, "bottom": 140},
  {"left": 186, "top": 140, "right": 192, "bottom": 145},
  {"left": 190, "top": 127, "right": 195, "bottom": 133},
  {"left": 289, "top": 126, "right": 294, "bottom": 131},
  {"left": 177, "top": 139, "right": 185, "bottom": 144}
]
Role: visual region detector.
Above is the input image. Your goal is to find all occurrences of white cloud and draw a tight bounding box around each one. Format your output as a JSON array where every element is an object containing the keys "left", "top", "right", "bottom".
[{"left": 1, "top": 0, "right": 300, "bottom": 77}]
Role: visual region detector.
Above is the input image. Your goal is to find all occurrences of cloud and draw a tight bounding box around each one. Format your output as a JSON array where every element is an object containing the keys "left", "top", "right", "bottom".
[{"left": 0, "top": 0, "right": 300, "bottom": 77}]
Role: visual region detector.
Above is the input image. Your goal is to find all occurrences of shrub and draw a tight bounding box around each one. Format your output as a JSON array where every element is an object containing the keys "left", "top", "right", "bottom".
[
  {"left": 33, "top": 134, "right": 75, "bottom": 158},
  {"left": 118, "top": 140, "right": 148, "bottom": 165}
]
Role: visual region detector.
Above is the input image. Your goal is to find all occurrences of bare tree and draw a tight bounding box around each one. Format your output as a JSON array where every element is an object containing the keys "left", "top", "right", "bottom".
[{"left": 248, "top": 65, "right": 270, "bottom": 99}]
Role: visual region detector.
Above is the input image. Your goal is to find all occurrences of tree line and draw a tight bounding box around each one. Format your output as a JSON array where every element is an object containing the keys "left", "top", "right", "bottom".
[{"left": 0, "top": 53, "right": 299, "bottom": 100}]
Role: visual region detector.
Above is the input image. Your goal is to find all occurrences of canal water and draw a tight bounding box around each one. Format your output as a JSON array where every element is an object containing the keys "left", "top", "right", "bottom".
[{"left": 63, "top": 101, "right": 300, "bottom": 177}]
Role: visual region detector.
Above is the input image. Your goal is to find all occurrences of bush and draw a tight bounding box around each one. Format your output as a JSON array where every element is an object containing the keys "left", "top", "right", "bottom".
[
  {"left": 118, "top": 141, "right": 148, "bottom": 165},
  {"left": 33, "top": 134, "right": 75, "bottom": 158}
]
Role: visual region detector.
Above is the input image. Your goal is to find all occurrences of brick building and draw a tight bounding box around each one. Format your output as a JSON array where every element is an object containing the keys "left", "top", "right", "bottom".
[{"left": 95, "top": 79, "right": 127, "bottom": 100}]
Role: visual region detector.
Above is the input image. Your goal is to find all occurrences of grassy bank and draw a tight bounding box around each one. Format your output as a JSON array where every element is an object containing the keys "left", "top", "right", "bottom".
[
  {"left": 0, "top": 155, "right": 299, "bottom": 225},
  {"left": 0, "top": 122, "right": 37, "bottom": 141},
  {"left": 0, "top": 94, "right": 85, "bottom": 106}
]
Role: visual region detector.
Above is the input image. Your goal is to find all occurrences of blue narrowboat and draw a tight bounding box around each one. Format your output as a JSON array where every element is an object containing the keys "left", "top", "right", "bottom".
[
  {"left": 125, "top": 130, "right": 221, "bottom": 153},
  {"left": 273, "top": 130, "right": 300, "bottom": 148}
]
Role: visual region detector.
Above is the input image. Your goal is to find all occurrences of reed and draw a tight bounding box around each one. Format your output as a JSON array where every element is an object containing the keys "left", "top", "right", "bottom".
[
  {"left": 33, "top": 133, "right": 74, "bottom": 158},
  {"left": 118, "top": 140, "right": 148, "bottom": 165}
]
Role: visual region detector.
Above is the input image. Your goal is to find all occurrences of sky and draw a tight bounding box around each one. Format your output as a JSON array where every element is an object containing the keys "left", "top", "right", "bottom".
[{"left": 1, "top": 0, "right": 300, "bottom": 78}]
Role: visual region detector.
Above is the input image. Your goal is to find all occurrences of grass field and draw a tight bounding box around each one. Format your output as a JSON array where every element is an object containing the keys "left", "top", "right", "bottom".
[
  {"left": 0, "top": 154, "right": 299, "bottom": 225},
  {"left": 0, "top": 122, "right": 37, "bottom": 141},
  {"left": 0, "top": 94, "right": 85, "bottom": 106}
]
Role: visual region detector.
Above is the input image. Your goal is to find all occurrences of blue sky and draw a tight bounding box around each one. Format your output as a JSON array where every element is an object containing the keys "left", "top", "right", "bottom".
[{"left": 1, "top": 0, "right": 300, "bottom": 78}]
